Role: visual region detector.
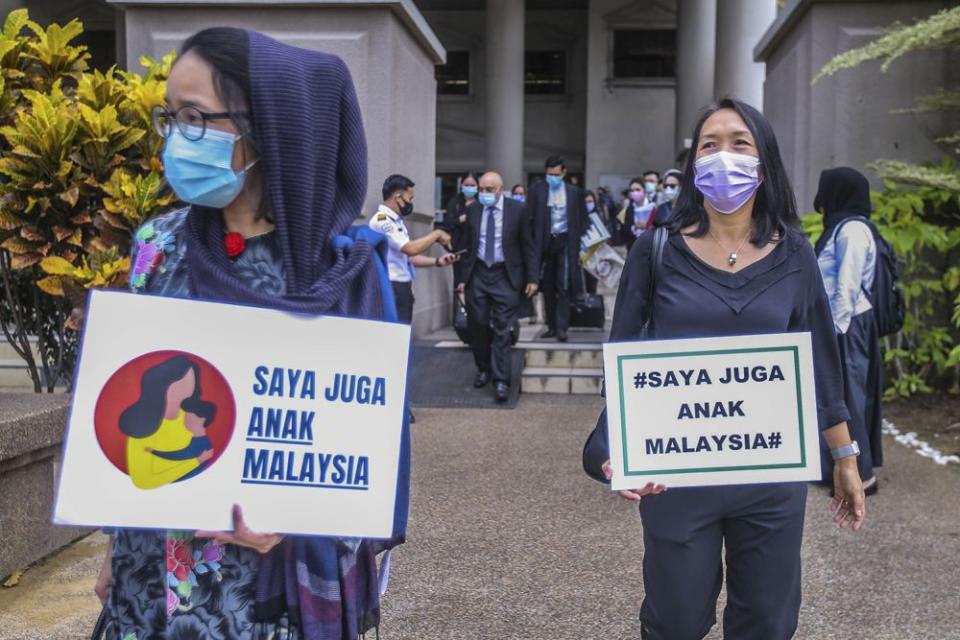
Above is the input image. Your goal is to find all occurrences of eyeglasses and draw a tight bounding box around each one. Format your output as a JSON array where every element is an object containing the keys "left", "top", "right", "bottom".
[{"left": 151, "top": 105, "right": 247, "bottom": 141}]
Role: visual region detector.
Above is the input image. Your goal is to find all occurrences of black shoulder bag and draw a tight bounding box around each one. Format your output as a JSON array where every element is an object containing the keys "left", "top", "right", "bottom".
[{"left": 582, "top": 227, "right": 667, "bottom": 482}]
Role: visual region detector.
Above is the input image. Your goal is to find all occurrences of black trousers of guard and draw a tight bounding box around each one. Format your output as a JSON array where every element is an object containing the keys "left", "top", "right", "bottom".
[
  {"left": 467, "top": 263, "right": 519, "bottom": 385},
  {"left": 542, "top": 233, "right": 571, "bottom": 335},
  {"left": 638, "top": 482, "right": 807, "bottom": 640},
  {"left": 391, "top": 281, "right": 414, "bottom": 325}
]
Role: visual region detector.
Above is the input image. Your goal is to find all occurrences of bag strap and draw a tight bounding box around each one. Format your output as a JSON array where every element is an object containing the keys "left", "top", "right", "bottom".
[{"left": 641, "top": 227, "right": 668, "bottom": 335}]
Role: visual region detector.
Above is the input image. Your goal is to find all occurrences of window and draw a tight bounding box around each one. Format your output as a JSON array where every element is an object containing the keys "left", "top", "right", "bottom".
[
  {"left": 525, "top": 51, "right": 565, "bottom": 95},
  {"left": 437, "top": 51, "right": 470, "bottom": 95},
  {"left": 436, "top": 173, "right": 466, "bottom": 212},
  {"left": 77, "top": 30, "right": 117, "bottom": 72},
  {"left": 612, "top": 29, "right": 676, "bottom": 79}
]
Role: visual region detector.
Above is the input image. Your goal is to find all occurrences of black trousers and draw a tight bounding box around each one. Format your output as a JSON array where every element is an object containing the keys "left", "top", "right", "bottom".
[
  {"left": 391, "top": 281, "right": 414, "bottom": 325},
  {"left": 467, "top": 263, "right": 519, "bottom": 385},
  {"left": 821, "top": 309, "right": 883, "bottom": 481},
  {"left": 542, "top": 233, "right": 571, "bottom": 334},
  {"left": 638, "top": 483, "right": 807, "bottom": 640}
]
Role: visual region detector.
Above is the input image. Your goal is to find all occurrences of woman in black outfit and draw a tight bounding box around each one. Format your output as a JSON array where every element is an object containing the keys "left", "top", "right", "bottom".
[
  {"left": 443, "top": 171, "right": 479, "bottom": 285},
  {"left": 584, "top": 99, "right": 866, "bottom": 640}
]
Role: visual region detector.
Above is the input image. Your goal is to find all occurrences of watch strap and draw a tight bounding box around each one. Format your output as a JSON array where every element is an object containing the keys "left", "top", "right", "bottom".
[{"left": 830, "top": 441, "right": 860, "bottom": 460}]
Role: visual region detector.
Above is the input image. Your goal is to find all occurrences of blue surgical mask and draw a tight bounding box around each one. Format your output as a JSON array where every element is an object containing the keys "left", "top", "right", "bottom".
[
  {"left": 478, "top": 192, "right": 497, "bottom": 207},
  {"left": 546, "top": 175, "right": 564, "bottom": 189},
  {"left": 644, "top": 181, "right": 657, "bottom": 194},
  {"left": 513, "top": 194, "right": 526, "bottom": 203},
  {"left": 462, "top": 185, "right": 478, "bottom": 198},
  {"left": 585, "top": 201, "right": 596, "bottom": 213},
  {"left": 162, "top": 125, "right": 255, "bottom": 208}
]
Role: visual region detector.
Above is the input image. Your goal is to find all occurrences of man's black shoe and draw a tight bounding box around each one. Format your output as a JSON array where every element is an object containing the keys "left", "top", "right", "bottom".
[
  {"left": 494, "top": 382, "right": 509, "bottom": 403},
  {"left": 542, "top": 329, "right": 557, "bottom": 339},
  {"left": 557, "top": 332, "right": 568, "bottom": 343},
  {"left": 474, "top": 371, "right": 491, "bottom": 388}
]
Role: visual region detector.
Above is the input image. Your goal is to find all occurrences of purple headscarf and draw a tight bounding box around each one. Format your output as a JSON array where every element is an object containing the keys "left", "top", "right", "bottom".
[{"left": 185, "top": 31, "right": 382, "bottom": 320}]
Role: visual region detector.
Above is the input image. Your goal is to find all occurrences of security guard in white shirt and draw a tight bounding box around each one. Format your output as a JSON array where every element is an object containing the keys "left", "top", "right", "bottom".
[{"left": 368, "top": 174, "right": 458, "bottom": 324}]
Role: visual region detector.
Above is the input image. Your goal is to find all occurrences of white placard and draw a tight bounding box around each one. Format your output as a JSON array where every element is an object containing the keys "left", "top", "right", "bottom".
[
  {"left": 54, "top": 290, "right": 410, "bottom": 538},
  {"left": 604, "top": 333, "right": 821, "bottom": 489}
]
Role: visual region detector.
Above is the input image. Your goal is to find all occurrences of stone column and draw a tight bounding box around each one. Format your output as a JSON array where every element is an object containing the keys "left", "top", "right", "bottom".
[
  {"left": 675, "top": 0, "right": 717, "bottom": 153},
  {"left": 714, "top": 0, "right": 777, "bottom": 110},
  {"left": 484, "top": 0, "right": 525, "bottom": 185}
]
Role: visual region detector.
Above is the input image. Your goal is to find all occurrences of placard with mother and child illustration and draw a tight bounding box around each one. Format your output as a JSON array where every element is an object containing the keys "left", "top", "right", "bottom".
[{"left": 54, "top": 290, "right": 410, "bottom": 538}]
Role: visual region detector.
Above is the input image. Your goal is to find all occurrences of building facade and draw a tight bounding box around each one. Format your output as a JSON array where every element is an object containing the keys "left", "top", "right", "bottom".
[{"left": 2, "top": 0, "right": 954, "bottom": 336}]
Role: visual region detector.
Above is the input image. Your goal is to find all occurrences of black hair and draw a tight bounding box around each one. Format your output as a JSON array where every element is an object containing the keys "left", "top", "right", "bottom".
[
  {"left": 584, "top": 189, "right": 597, "bottom": 202},
  {"left": 642, "top": 170, "right": 661, "bottom": 181},
  {"left": 461, "top": 171, "right": 479, "bottom": 185},
  {"left": 178, "top": 28, "right": 270, "bottom": 219},
  {"left": 628, "top": 177, "right": 645, "bottom": 188},
  {"left": 119, "top": 356, "right": 202, "bottom": 438},
  {"left": 545, "top": 155, "right": 565, "bottom": 170},
  {"left": 382, "top": 174, "right": 415, "bottom": 201},
  {"left": 668, "top": 98, "right": 798, "bottom": 246},
  {"left": 182, "top": 396, "right": 217, "bottom": 427},
  {"left": 511, "top": 184, "right": 526, "bottom": 194}
]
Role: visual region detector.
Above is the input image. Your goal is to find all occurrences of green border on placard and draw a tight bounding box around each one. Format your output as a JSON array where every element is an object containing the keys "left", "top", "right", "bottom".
[{"left": 616, "top": 346, "right": 806, "bottom": 476}]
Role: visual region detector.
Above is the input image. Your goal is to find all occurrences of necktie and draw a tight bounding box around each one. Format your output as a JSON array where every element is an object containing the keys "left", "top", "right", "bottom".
[{"left": 484, "top": 205, "right": 497, "bottom": 267}]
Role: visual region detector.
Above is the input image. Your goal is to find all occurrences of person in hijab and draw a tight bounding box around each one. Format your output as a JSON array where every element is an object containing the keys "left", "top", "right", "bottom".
[
  {"left": 814, "top": 166, "right": 883, "bottom": 495},
  {"left": 442, "top": 171, "right": 480, "bottom": 286},
  {"left": 93, "top": 28, "right": 409, "bottom": 640}
]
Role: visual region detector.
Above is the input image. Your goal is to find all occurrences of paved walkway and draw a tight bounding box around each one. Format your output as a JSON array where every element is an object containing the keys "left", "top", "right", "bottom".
[{"left": 2, "top": 395, "right": 959, "bottom": 639}]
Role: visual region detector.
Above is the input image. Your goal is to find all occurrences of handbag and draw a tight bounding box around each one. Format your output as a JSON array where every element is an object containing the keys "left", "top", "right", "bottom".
[
  {"left": 452, "top": 291, "right": 471, "bottom": 345},
  {"left": 582, "top": 227, "right": 667, "bottom": 482}
]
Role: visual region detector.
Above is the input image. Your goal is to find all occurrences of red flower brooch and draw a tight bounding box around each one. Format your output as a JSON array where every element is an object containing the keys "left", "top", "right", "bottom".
[{"left": 224, "top": 232, "right": 245, "bottom": 259}]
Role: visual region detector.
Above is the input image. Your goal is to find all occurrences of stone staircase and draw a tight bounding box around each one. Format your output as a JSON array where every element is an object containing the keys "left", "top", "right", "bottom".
[
  {"left": 519, "top": 335, "right": 604, "bottom": 395},
  {"left": 0, "top": 337, "right": 34, "bottom": 389}
]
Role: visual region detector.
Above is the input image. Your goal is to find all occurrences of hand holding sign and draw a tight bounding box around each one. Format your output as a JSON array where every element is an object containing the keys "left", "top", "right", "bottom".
[
  {"left": 601, "top": 461, "right": 665, "bottom": 502},
  {"left": 196, "top": 504, "right": 285, "bottom": 554}
]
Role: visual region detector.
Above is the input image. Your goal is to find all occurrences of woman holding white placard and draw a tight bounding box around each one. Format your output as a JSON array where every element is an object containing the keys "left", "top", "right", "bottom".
[
  {"left": 583, "top": 98, "right": 865, "bottom": 640},
  {"left": 93, "top": 27, "right": 408, "bottom": 640}
]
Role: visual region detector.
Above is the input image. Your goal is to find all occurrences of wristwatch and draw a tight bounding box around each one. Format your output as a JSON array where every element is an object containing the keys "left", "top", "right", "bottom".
[{"left": 830, "top": 441, "right": 860, "bottom": 460}]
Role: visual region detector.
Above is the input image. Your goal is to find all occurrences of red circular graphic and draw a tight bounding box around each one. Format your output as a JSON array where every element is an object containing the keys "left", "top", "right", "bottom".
[{"left": 94, "top": 350, "right": 235, "bottom": 487}]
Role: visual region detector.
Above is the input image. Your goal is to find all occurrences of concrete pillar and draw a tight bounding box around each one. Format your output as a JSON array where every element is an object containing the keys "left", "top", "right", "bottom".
[
  {"left": 675, "top": 0, "right": 717, "bottom": 153},
  {"left": 714, "top": 0, "right": 777, "bottom": 111},
  {"left": 484, "top": 0, "right": 525, "bottom": 185}
]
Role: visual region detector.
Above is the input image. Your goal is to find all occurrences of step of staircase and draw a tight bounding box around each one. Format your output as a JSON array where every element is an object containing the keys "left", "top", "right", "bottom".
[
  {"left": 0, "top": 338, "right": 41, "bottom": 389},
  {"left": 520, "top": 365, "right": 603, "bottom": 395}
]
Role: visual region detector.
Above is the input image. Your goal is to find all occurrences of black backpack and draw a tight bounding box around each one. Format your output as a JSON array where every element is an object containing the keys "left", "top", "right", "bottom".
[{"left": 834, "top": 217, "right": 906, "bottom": 336}]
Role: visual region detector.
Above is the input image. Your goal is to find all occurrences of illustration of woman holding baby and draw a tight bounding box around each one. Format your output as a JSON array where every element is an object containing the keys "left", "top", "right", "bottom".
[{"left": 119, "top": 354, "right": 217, "bottom": 489}]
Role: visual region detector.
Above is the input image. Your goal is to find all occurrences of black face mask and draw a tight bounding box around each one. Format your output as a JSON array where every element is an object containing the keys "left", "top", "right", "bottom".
[{"left": 398, "top": 198, "right": 413, "bottom": 217}]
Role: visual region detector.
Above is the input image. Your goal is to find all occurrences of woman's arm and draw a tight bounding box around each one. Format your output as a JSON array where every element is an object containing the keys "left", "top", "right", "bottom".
[
  {"left": 94, "top": 538, "right": 112, "bottom": 605},
  {"left": 830, "top": 222, "right": 874, "bottom": 333}
]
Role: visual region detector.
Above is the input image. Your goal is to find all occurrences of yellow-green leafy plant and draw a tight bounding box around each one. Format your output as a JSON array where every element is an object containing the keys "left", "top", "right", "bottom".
[{"left": 0, "top": 9, "right": 176, "bottom": 391}]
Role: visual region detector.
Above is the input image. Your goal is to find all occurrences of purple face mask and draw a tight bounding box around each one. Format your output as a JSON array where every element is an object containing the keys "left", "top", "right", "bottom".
[{"left": 694, "top": 151, "right": 762, "bottom": 214}]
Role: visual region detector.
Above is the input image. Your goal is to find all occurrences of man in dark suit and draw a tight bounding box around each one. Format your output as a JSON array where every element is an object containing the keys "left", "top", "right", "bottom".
[
  {"left": 528, "top": 155, "right": 588, "bottom": 342},
  {"left": 457, "top": 171, "right": 539, "bottom": 403}
]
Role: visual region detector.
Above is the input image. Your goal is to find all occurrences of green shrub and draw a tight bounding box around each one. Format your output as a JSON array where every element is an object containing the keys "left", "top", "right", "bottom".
[
  {"left": 0, "top": 9, "right": 176, "bottom": 391},
  {"left": 802, "top": 176, "right": 960, "bottom": 398}
]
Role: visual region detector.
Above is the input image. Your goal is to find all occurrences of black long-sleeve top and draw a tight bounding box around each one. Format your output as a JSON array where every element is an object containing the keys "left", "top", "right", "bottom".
[
  {"left": 612, "top": 227, "right": 850, "bottom": 430},
  {"left": 584, "top": 227, "right": 851, "bottom": 481}
]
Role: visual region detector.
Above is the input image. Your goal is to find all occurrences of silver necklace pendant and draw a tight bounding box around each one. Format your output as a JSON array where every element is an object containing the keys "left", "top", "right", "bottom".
[{"left": 728, "top": 252, "right": 738, "bottom": 266}]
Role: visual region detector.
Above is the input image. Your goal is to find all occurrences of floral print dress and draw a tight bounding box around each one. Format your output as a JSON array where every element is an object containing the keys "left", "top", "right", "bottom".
[{"left": 105, "top": 209, "right": 292, "bottom": 640}]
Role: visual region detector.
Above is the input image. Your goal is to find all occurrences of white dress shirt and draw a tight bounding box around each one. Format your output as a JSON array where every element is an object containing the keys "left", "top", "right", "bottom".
[{"left": 368, "top": 204, "right": 415, "bottom": 283}]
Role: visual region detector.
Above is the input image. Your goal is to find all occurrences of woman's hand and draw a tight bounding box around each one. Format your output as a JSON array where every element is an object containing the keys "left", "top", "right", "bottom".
[
  {"left": 434, "top": 229, "right": 452, "bottom": 250},
  {"left": 602, "top": 461, "right": 667, "bottom": 502},
  {"left": 198, "top": 448, "right": 214, "bottom": 463},
  {"left": 196, "top": 504, "right": 285, "bottom": 554},
  {"left": 94, "top": 542, "right": 112, "bottom": 605},
  {"left": 437, "top": 253, "right": 459, "bottom": 267},
  {"left": 831, "top": 459, "right": 866, "bottom": 532}
]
